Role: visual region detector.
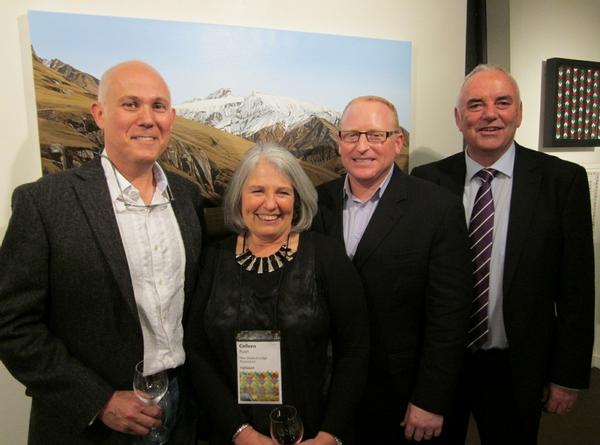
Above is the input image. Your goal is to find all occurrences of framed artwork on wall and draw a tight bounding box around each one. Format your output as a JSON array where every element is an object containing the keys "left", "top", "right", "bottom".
[
  {"left": 542, "top": 58, "right": 599, "bottom": 148},
  {"left": 27, "top": 11, "right": 412, "bottom": 206}
]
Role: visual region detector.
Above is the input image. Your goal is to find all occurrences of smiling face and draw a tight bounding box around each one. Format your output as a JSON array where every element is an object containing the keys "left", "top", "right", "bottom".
[
  {"left": 241, "top": 160, "right": 295, "bottom": 244},
  {"left": 338, "top": 99, "right": 403, "bottom": 198},
  {"left": 91, "top": 61, "right": 176, "bottom": 172},
  {"left": 455, "top": 69, "right": 522, "bottom": 166}
]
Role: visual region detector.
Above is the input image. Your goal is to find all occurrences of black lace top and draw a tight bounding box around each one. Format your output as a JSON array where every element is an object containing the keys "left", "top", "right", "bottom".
[{"left": 185, "top": 231, "right": 369, "bottom": 444}]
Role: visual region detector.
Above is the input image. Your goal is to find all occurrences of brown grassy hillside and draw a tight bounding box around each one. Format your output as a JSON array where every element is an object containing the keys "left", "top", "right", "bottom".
[{"left": 32, "top": 54, "right": 338, "bottom": 203}]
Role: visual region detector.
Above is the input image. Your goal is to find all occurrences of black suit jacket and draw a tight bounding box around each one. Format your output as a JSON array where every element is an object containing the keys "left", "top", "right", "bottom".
[
  {"left": 0, "top": 157, "right": 204, "bottom": 444},
  {"left": 313, "top": 166, "right": 472, "bottom": 415},
  {"left": 411, "top": 144, "right": 595, "bottom": 421}
]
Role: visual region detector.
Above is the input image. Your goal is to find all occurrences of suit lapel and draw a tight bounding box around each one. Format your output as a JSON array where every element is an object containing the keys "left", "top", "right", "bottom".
[
  {"left": 353, "top": 166, "right": 407, "bottom": 269},
  {"left": 323, "top": 179, "right": 345, "bottom": 243},
  {"left": 72, "top": 158, "right": 138, "bottom": 318},
  {"left": 503, "top": 145, "right": 542, "bottom": 293},
  {"left": 441, "top": 153, "right": 467, "bottom": 197},
  {"left": 169, "top": 177, "right": 201, "bottom": 316}
]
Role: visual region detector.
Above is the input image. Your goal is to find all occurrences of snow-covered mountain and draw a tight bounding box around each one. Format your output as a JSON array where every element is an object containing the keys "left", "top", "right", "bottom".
[{"left": 175, "top": 88, "right": 340, "bottom": 138}]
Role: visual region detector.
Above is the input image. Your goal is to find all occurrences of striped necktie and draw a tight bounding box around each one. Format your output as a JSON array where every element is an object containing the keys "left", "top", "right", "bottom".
[{"left": 467, "top": 168, "right": 497, "bottom": 351}]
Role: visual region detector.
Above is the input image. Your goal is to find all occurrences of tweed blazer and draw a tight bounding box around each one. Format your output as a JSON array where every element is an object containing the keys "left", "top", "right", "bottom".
[{"left": 0, "top": 157, "right": 204, "bottom": 444}]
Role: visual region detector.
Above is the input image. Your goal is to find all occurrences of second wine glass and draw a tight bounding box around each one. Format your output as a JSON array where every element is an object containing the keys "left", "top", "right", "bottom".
[{"left": 269, "top": 405, "right": 304, "bottom": 445}]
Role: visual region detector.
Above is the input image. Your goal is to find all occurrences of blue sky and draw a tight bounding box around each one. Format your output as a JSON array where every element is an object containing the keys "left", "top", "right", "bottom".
[{"left": 28, "top": 11, "right": 412, "bottom": 128}]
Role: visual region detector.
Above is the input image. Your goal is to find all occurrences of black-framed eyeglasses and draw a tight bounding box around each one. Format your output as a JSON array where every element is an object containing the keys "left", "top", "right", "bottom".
[
  {"left": 338, "top": 130, "right": 400, "bottom": 144},
  {"left": 101, "top": 154, "right": 175, "bottom": 211}
]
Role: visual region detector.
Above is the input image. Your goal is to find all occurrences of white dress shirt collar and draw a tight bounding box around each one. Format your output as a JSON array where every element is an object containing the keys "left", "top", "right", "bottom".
[{"left": 101, "top": 151, "right": 170, "bottom": 209}]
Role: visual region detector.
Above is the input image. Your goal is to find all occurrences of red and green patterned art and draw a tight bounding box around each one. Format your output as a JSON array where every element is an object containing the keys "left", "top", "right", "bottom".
[
  {"left": 544, "top": 58, "right": 600, "bottom": 148},
  {"left": 555, "top": 65, "right": 599, "bottom": 141}
]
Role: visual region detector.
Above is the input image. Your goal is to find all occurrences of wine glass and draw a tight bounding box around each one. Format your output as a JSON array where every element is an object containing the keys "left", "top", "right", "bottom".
[
  {"left": 133, "top": 360, "right": 169, "bottom": 444},
  {"left": 270, "top": 405, "right": 304, "bottom": 445}
]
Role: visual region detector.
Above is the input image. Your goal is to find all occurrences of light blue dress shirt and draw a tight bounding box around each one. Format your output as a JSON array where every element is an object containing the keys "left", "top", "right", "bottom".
[
  {"left": 463, "top": 144, "right": 515, "bottom": 350},
  {"left": 342, "top": 166, "right": 395, "bottom": 259}
]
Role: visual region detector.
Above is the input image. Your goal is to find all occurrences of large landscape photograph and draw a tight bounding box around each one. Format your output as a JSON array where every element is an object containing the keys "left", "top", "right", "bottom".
[{"left": 29, "top": 11, "right": 412, "bottom": 205}]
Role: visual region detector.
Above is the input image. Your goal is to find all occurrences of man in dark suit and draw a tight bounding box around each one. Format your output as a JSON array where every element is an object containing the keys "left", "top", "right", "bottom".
[
  {"left": 411, "top": 65, "right": 594, "bottom": 444},
  {"left": 312, "top": 96, "right": 473, "bottom": 444},
  {"left": 0, "top": 61, "right": 204, "bottom": 444}
]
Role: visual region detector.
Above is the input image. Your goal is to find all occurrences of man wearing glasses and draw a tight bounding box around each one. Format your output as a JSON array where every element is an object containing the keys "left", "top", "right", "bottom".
[
  {"left": 313, "top": 96, "right": 472, "bottom": 444},
  {"left": 0, "top": 61, "right": 204, "bottom": 444}
]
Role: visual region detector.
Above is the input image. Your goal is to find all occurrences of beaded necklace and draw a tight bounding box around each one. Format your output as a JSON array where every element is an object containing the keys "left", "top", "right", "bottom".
[{"left": 235, "top": 232, "right": 295, "bottom": 274}]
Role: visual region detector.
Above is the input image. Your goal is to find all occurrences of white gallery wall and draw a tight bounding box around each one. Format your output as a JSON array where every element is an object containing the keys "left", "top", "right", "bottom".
[
  {"left": 0, "top": 1, "right": 467, "bottom": 442},
  {"left": 2, "top": 0, "right": 599, "bottom": 442},
  {"left": 508, "top": 0, "right": 600, "bottom": 368},
  {"left": 509, "top": 0, "right": 600, "bottom": 161}
]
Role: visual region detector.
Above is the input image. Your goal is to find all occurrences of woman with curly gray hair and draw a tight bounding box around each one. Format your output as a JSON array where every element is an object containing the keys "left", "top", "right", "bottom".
[{"left": 186, "top": 144, "right": 368, "bottom": 445}]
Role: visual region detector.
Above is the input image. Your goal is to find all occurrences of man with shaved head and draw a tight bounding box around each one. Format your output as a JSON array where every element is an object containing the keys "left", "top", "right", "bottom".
[
  {"left": 0, "top": 61, "right": 204, "bottom": 444},
  {"left": 412, "top": 65, "right": 594, "bottom": 444}
]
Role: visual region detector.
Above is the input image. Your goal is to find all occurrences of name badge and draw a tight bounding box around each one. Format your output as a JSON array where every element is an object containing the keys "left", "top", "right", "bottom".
[{"left": 236, "top": 330, "right": 282, "bottom": 404}]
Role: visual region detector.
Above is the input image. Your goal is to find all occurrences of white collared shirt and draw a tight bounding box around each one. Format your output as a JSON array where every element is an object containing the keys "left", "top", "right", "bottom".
[
  {"left": 463, "top": 143, "right": 515, "bottom": 350},
  {"left": 101, "top": 153, "right": 186, "bottom": 375}
]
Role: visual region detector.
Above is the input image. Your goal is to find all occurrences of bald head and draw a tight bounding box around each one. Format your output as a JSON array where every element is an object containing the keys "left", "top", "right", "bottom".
[
  {"left": 91, "top": 60, "right": 176, "bottom": 174},
  {"left": 97, "top": 60, "right": 171, "bottom": 105}
]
